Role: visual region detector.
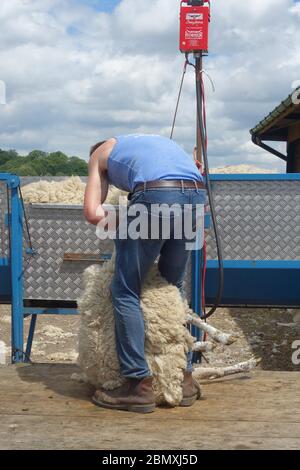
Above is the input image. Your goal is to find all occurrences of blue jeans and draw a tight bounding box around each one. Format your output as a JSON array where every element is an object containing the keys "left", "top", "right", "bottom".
[{"left": 111, "top": 187, "right": 206, "bottom": 379}]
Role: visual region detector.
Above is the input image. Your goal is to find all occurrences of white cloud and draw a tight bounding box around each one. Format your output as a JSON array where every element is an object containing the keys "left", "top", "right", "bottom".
[{"left": 0, "top": 0, "right": 298, "bottom": 171}]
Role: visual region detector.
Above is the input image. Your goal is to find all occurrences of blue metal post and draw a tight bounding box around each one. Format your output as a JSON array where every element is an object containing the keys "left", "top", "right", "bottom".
[
  {"left": 8, "top": 175, "right": 24, "bottom": 363},
  {"left": 25, "top": 314, "right": 37, "bottom": 361},
  {"left": 191, "top": 231, "right": 204, "bottom": 364}
]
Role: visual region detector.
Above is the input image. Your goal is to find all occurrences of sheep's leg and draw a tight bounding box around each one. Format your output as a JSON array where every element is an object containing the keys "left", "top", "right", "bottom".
[
  {"left": 276, "top": 322, "right": 298, "bottom": 328},
  {"left": 193, "top": 358, "right": 260, "bottom": 380},
  {"left": 186, "top": 314, "right": 238, "bottom": 345},
  {"left": 192, "top": 341, "right": 216, "bottom": 352}
]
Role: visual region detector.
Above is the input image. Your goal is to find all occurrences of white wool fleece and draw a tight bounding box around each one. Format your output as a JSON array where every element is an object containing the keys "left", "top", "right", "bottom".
[
  {"left": 22, "top": 177, "right": 127, "bottom": 205},
  {"left": 77, "top": 255, "right": 196, "bottom": 406}
]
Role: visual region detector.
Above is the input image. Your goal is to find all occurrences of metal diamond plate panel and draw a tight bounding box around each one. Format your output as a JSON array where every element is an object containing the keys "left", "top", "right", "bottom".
[
  {"left": 23, "top": 204, "right": 114, "bottom": 301},
  {"left": 206, "top": 180, "right": 300, "bottom": 260},
  {"left": 19, "top": 178, "right": 300, "bottom": 302}
]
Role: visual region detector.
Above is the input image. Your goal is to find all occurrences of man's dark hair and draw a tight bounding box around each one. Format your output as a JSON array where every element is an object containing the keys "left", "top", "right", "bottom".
[{"left": 89, "top": 140, "right": 107, "bottom": 157}]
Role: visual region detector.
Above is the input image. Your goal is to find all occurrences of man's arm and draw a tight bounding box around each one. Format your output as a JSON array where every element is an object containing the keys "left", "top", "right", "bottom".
[{"left": 84, "top": 154, "right": 109, "bottom": 225}]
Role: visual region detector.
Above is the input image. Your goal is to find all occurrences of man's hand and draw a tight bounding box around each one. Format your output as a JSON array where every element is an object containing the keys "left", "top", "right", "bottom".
[{"left": 95, "top": 205, "right": 106, "bottom": 220}]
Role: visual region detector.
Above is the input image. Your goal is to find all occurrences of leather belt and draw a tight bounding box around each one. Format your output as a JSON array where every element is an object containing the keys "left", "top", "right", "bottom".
[{"left": 133, "top": 179, "right": 205, "bottom": 193}]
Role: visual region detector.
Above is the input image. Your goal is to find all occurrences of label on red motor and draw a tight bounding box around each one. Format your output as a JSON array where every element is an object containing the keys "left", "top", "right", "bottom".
[{"left": 186, "top": 13, "right": 203, "bottom": 21}]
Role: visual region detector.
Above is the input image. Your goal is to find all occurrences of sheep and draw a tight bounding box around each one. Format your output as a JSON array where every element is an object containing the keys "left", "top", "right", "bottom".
[
  {"left": 76, "top": 255, "right": 258, "bottom": 407},
  {"left": 21, "top": 177, "right": 258, "bottom": 404},
  {"left": 77, "top": 255, "right": 195, "bottom": 406}
]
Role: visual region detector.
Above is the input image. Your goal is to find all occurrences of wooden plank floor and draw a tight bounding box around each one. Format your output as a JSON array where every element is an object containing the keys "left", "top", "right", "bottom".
[{"left": 0, "top": 364, "right": 299, "bottom": 450}]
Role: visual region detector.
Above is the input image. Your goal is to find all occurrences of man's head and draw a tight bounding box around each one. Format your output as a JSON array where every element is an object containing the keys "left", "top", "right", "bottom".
[{"left": 89, "top": 141, "right": 107, "bottom": 157}]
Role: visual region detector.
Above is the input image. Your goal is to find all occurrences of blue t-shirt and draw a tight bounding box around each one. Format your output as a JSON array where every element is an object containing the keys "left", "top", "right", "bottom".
[{"left": 107, "top": 134, "right": 203, "bottom": 192}]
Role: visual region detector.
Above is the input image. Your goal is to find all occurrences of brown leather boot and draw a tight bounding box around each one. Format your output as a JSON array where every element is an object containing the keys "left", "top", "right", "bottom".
[
  {"left": 92, "top": 377, "right": 155, "bottom": 413},
  {"left": 179, "top": 371, "right": 202, "bottom": 407}
]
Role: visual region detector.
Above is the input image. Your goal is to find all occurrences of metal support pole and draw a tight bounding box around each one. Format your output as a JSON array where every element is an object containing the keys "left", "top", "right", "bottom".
[
  {"left": 25, "top": 314, "right": 37, "bottom": 361},
  {"left": 191, "top": 52, "right": 205, "bottom": 363},
  {"left": 252, "top": 135, "right": 287, "bottom": 162},
  {"left": 195, "top": 52, "right": 203, "bottom": 164},
  {"left": 191, "top": 235, "right": 203, "bottom": 364},
  {"left": 9, "top": 176, "right": 24, "bottom": 363}
]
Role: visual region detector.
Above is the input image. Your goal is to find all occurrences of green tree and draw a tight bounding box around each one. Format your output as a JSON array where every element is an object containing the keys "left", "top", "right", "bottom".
[
  {"left": 0, "top": 158, "right": 22, "bottom": 174},
  {"left": 27, "top": 150, "right": 48, "bottom": 160},
  {"left": 68, "top": 156, "right": 88, "bottom": 176},
  {"left": 47, "top": 151, "right": 69, "bottom": 175},
  {"left": 17, "top": 164, "right": 39, "bottom": 176},
  {"left": 0, "top": 149, "right": 19, "bottom": 167},
  {"left": 0, "top": 148, "right": 88, "bottom": 176}
]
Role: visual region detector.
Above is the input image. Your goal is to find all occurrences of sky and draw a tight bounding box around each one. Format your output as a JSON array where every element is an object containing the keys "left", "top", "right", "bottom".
[{"left": 0, "top": 0, "right": 300, "bottom": 171}]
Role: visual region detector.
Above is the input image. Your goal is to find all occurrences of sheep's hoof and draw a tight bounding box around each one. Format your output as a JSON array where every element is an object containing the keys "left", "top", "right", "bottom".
[
  {"left": 179, "top": 371, "right": 202, "bottom": 407},
  {"left": 179, "top": 395, "right": 198, "bottom": 407}
]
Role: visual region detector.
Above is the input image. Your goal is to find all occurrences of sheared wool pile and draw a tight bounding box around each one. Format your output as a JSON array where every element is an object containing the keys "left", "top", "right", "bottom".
[
  {"left": 22, "top": 176, "right": 86, "bottom": 204},
  {"left": 21, "top": 176, "right": 127, "bottom": 206},
  {"left": 77, "top": 255, "right": 195, "bottom": 407},
  {"left": 211, "top": 164, "right": 279, "bottom": 174}
]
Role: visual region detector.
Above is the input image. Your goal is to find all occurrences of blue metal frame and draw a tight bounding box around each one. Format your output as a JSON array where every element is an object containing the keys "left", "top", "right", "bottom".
[
  {"left": 1, "top": 172, "right": 300, "bottom": 363},
  {"left": 23, "top": 307, "right": 79, "bottom": 360},
  {"left": 24, "top": 307, "right": 79, "bottom": 315},
  {"left": 0, "top": 173, "right": 81, "bottom": 363},
  {"left": 209, "top": 173, "right": 300, "bottom": 181},
  {"left": 205, "top": 260, "right": 300, "bottom": 306},
  {"left": 0, "top": 173, "right": 24, "bottom": 362}
]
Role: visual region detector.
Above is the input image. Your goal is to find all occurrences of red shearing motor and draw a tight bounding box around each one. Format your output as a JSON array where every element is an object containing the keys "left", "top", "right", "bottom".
[{"left": 180, "top": 0, "right": 210, "bottom": 53}]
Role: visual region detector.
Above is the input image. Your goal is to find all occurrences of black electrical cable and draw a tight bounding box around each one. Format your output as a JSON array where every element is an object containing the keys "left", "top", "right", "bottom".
[
  {"left": 195, "top": 55, "right": 224, "bottom": 319},
  {"left": 170, "top": 54, "right": 195, "bottom": 140},
  {"left": 18, "top": 186, "right": 34, "bottom": 251},
  {"left": 170, "top": 59, "right": 188, "bottom": 140}
]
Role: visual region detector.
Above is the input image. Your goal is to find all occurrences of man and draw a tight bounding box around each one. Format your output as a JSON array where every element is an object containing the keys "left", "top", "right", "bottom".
[{"left": 84, "top": 134, "right": 206, "bottom": 413}]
